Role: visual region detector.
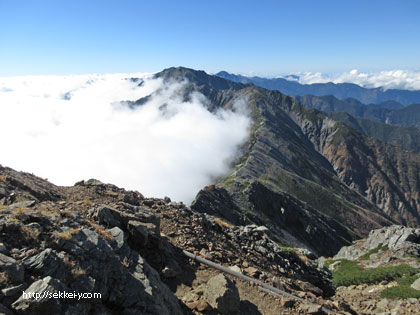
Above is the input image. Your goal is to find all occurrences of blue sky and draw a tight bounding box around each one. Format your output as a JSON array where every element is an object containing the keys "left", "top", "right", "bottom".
[{"left": 1, "top": 0, "right": 419, "bottom": 76}]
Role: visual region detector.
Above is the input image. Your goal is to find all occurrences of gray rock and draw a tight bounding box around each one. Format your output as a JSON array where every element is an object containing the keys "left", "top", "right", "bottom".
[
  {"left": 228, "top": 265, "right": 242, "bottom": 274},
  {"left": 109, "top": 227, "right": 125, "bottom": 249},
  {"left": 329, "top": 261, "right": 341, "bottom": 271},
  {"left": 334, "top": 245, "right": 364, "bottom": 260},
  {"left": 317, "top": 256, "right": 326, "bottom": 269},
  {"left": 410, "top": 277, "right": 420, "bottom": 290},
  {"left": 127, "top": 220, "right": 157, "bottom": 247},
  {"left": 205, "top": 274, "right": 240, "bottom": 315},
  {"left": 0, "top": 253, "right": 24, "bottom": 283},
  {"left": 122, "top": 192, "right": 141, "bottom": 206},
  {"left": 365, "top": 225, "right": 420, "bottom": 250},
  {"left": 11, "top": 276, "right": 67, "bottom": 315},
  {"left": 97, "top": 206, "right": 121, "bottom": 228},
  {"left": 119, "top": 251, "right": 183, "bottom": 315},
  {"left": 57, "top": 225, "right": 182, "bottom": 315},
  {"left": 23, "top": 248, "right": 64, "bottom": 277},
  {"left": 335, "top": 225, "right": 420, "bottom": 261},
  {"left": 95, "top": 205, "right": 160, "bottom": 234}
]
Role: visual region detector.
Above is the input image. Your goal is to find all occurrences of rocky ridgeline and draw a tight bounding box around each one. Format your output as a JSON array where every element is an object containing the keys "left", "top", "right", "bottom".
[
  {"left": 0, "top": 165, "right": 356, "bottom": 314},
  {"left": 334, "top": 225, "right": 420, "bottom": 268}
]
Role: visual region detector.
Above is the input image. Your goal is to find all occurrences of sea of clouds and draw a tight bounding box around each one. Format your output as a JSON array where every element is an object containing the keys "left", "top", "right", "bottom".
[
  {"left": 284, "top": 69, "right": 420, "bottom": 91},
  {"left": 0, "top": 74, "right": 250, "bottom": 203}
]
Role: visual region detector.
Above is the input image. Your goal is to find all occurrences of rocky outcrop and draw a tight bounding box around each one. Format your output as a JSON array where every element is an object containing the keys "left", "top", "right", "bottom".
[
  {"left": 0, "top": 175, "right": 183, "bottom": 314},
  {"left": 0, "top": 165, "right": 63, "bottom": 204},
  {"left": 335, "top": 225, "right": 420, "bottom": 265},
  {"left": 191, "top": 185, "right": 245, "bottom": 225}
]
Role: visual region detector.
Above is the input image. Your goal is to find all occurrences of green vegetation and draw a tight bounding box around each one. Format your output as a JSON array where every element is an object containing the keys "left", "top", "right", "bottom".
[
  {"left": 379, "top": 274, "right": 420, "bottom": 299},
  {"left": 331, "top": 259, "right": 418, "bottom": 287},
  {"left": 359, "top": 244, "right": 389, "bottom": 260},
  {"left": 395, "top": 275, "right": 418, "bottom": 286},
  {"left": 330, "top": 251, "right": 420, "bottom": 298},
  {"left": 381, "top": 285, "right": 420, "bottom": 299}
]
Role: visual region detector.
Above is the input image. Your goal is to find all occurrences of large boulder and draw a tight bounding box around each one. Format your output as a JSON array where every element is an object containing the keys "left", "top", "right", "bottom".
[
  {"left": 11, "top": 276, "right": 67, "bottom": 315},
  {"left": 205, "top": 274, "right": 240, "bottom": 315},
  {"left": 55, "top": 227, "right": 183, "bottom": 315}
]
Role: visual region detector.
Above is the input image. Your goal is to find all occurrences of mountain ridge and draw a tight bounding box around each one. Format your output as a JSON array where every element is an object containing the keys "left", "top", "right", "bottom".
[{"left": 216, "top": 71, "right": 420, "bottom": 106}]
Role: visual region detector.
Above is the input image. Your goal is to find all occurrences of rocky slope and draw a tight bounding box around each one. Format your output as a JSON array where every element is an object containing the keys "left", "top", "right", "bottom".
[
  {"left": 0, "top": 164, "right": 359, "bottom": 314},
  {"left": 327, "top": 112, "right": 420, "bottom": 154},
  {"left": 2, "top": 165, "right": 420, "bottom": 314}
]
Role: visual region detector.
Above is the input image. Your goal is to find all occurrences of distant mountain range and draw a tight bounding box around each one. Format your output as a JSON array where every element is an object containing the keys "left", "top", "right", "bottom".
[
  {"left": 295, "top": 94, "right": 420, "bottom": 128},
  {"left": 216, "top": 71, "right": 420, "bottom": 106}
]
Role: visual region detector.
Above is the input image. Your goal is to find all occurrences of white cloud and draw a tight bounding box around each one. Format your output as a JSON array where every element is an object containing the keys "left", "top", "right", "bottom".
[
  {"left": 0, "top": 74, "right": 250, "bottom": 203},
  {"left": 285, "top": 69, "right": 420, "bottom": 90}
]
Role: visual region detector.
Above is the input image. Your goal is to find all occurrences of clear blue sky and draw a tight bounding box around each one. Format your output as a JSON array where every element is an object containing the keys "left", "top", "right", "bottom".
[{"left": 1, "top": 0, "right": 419, "bottom": 76}]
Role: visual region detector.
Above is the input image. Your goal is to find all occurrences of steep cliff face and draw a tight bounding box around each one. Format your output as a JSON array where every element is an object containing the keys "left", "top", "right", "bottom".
[
  {"left": 322, "top": 135, "right": 420, "bottom": 226},
  {"left": 279, "top": 99, "right": 420, "bottom": 226}
]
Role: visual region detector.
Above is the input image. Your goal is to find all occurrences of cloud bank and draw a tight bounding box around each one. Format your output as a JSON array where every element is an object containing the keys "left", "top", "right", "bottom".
[
  {"left": 284, "top": 69, "right": 420, "bottom": 91},
  {"left": 0, "top": 74, "right": 250, "bottom": 203}
]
